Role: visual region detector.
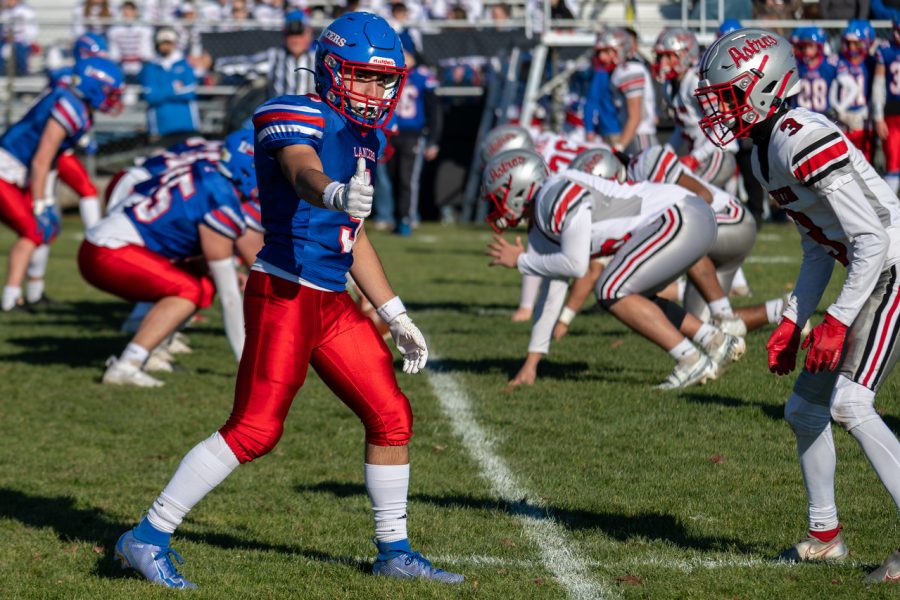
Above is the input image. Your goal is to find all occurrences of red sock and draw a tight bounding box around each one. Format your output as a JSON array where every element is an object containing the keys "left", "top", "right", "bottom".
[{"left": 809, "top": 525, "right": 842, "bottom": 543}]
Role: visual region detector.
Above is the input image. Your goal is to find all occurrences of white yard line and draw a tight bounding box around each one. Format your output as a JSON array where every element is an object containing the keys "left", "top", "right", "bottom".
[
  {"left": 427, "top": 364, "right": 615, "bottom": 600},
  {"left": 746, "top": 255, "right": 797, "bottom": 264}
]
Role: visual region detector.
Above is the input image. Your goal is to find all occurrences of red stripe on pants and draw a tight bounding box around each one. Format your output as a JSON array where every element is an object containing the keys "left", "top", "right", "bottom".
[
  {"left": 0, "top": 178, "right": 42, "bottom": 244},
  {"left": 77, "top": 241, "right": 209, "bottom": 305},
  {"left": 220, "top": 271, "right": 412, "bottom": 463}
]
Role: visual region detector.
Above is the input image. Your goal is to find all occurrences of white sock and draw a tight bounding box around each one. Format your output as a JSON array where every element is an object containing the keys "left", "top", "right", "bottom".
[
  {"left": 25, "top": 280, "right": 44, "bottom": 304},
  {"left": 708, "top": 297, "right": 734, "bottom": 319},
  {"left": 120, "top": 342, "right": 149, "bottom": 366},
  {"left": 668, "top": 338, "right": 698, "bottom": 362},
  {"left": 733, "top": 267, "right": 748, "bottom": 289},
  {"left": 519, "top": 274, "right": 541, "bottom": 311},
  {"left": 692, "top": 323, "right": 720, "bottom": 349},
  {"left": 886, "top": 173, "right": 900, "bottom": 196},
  {"left": 147, "top": 432, "right": 240, "bottom": 534},
  {"left": 365, "top": 463, "right": 409, "bottom": 543},
  {"left": 799, "top": 426, "right": 840, "bottom": 532},
  {"left": 2, "top": 286, "right": 21, "bottom": 311},
  {"left": 676, "top": 276, "right": 686, "bottom": 302},
  {"left": 27, "top": 244, "right": 49, "bottom": 279},
  {"left": 765, "top": 298, "right": 785, "bottom": 324},
  {"left": 79, "top": 196, "right": 101, "bottom": 229}
]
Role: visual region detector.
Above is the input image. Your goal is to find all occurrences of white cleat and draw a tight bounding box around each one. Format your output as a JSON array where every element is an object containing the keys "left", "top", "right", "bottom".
[
  {"left": 703, "top": 332, "right": 746, "bottom": 377},
  {"left": 145, "top": 348, "right": 175, "bottom": 373},
  {"left": 776, "top": 531, "right": 848, "bottom": 563},
  {"left": 865, "top": 548, "right": 900, "bottom": 583},
  {"left": 166, "top": 332, "right": 192, "bottom": 355},
  {"left": 713, "top": 314, "right": 748, "bottom": 338},
  {"left": 657, "top": 353, "right": 718, "bottom": 390},
  {"left": 102, "top": 356, "right": 164, "bottom": 388}
]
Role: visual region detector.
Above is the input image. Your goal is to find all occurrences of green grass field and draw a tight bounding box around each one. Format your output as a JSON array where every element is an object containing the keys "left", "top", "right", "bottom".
[{"left": 2, "top": 218, "right": 900, "bottom": 599}]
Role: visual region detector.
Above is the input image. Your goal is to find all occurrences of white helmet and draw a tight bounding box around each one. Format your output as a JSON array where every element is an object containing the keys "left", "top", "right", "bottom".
[
  {"left": 594, "top": 28, "right": 630, "bottom": 70},
  {"left": 481, "top": 124, "right": 534, "bottom": 163},
  {"left": 569, "top": 147, "right": 627, "bottom": 183},
  {"left": 694, "top": 28, "right": 800, "bottom": 147},
  {"left": 653, "top": 28, "right": 699, "bottom": 82},
  {"left": 481, "top": 149, "right": 548, "bottom": 232},
  {"left": 626, "top": 145, "right": 684, "bottom": 183}
]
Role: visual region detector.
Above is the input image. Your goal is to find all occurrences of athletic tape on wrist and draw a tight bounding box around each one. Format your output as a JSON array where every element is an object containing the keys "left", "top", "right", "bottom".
[
  {"left": 377, "top": 296, "right": 406, "bottom": 324},
  {"left": 558, "top": 306, "right": 576, "bottom": 326},
  {"left": 323, "top": 181, "right": 344, "bottom": 211}
]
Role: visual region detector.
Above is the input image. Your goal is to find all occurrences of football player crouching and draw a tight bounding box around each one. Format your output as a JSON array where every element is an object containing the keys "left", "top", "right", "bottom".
[
  {"left": 485, "top": 148, "right": 744, "bottom": 390},
  {"left": 79, "top": 128, "right": 261, "bottom": 386},
  {"left": 697, "top": 27, "right": 900, "bottom": 582}
]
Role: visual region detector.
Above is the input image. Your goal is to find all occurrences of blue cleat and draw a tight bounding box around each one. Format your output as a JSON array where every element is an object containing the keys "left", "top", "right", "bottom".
[
  {"left": 115, "top": 530, "right": 197, "bottom": 589},
  {"left": 372, "top": 539, "right": 464, "bottom": 584}
]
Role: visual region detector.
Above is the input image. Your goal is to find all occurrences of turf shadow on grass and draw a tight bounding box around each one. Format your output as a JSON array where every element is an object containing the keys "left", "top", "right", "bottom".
[
  {"left": 405, "top": 300, "right": 523, "bottom": 314},
  {"left": 678, "top": 392, "right": 785, "bottom": 422},
  {"left": 427, "top": 357, "right": 657, "bottom": 384},
  {"left": 0, "top": 335, "right": 124, "bottom": 368},
  {"left": 0, "top": 300, "right": 132, "bottom": 329},
  {"left": 0, "top": 488, "right": 371, "bottom": 579},
  {"left": 296, "top": 481, "right": 763, "bottom": 553}
]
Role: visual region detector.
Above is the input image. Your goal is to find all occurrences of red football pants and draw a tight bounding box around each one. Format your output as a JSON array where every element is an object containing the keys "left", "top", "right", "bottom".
[
  {"left": 0, "top": 178, "right": 43, "bottom": 244},
  {"left": 78, "top": 241, "right": 214, "bottom": 307},
  {"left": 219, "top": 271, "right": 413, "bottom": 463},
  {"left": 845, "top": 128, "right": 875, "bottom": 162},
  {"left": 884, "top": 115, "right": 900, "bottom": 173},
  {"left": 56, "top": 150, "right": 97, "bottom": 198}
]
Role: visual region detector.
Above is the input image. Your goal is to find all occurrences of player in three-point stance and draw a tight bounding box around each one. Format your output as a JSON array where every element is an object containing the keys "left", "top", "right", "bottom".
[
  {"left": 114, "top": 12, "right": 462, "bottom": 588},
  {"left": 697, "top": 28, "right": 900, "bottom": 582}
]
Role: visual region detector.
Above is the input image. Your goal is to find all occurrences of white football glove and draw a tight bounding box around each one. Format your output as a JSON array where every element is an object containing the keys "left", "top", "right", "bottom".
[
  {"left": 388, "top": 314, "right": 429, "bottom": 374},
  {"left": 324, "top": 157, "right": 373, "bottom": 219},
  {"left": 377, "top": 296, "right": 428, "bottom": 374}
]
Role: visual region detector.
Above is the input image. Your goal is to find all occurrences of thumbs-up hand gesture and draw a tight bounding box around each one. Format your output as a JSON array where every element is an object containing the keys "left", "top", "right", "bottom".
[{"left": 336, "top": 157, "right": 373, "bottom": 219}]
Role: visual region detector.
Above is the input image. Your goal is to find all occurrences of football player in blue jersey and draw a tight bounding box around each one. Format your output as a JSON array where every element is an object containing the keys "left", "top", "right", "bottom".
[
  {"left": 791, "top": 27, "right": 857, "bottom": 119},
  {"left": 873, "top": 19, "right": 900, "bottom": 195},
  {"left": 114, "top": 12, "right": 462, "bottom": 589},
  {"left": 837, "top": 20, "right": 877, "bottom": 160},
  {"left": 0, "top": 56, "right": 123, "bottom": 312},
  {"left": 79, "top": 129, "right": 260, "bottom": 387}
]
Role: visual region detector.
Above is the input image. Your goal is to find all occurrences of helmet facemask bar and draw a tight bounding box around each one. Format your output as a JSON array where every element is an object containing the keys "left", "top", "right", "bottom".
[
  {"left": 695, "top": 71, "right": 762, "bottom": 147},
  {"left": 652, "top": 50, "right": 682, "bottom": 82},
  {"left": 322, "top": 54, "right": 407, "bottom": 128},
  {"left": 484, "top": 176, "right": 537, "bottom": 233},
  {"left": 99, "top": 83, "right": 124, "bottom": 115}
]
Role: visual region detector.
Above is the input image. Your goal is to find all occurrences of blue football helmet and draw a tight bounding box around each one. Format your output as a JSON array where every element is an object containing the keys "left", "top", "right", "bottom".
[
  {"left": 717, "top": 19, "right": 742, "bottom": 38},
  {"left": 791, "top": 27, "right": 827, "bottom": 64},
  {"left": 314, "top": 11, "right": 407, "bottom": 128},
  {"left": 73, "top": 56, "right": 124, "bottom": 114},
  {"left": 73, "top": 32, "right": 108, "bottom": 61},
  {"left": 842, "top": 19, "right": 874, "bottom": 59},
  {"left": 218, "top": 129, "right": 257, "bottom": 201}
]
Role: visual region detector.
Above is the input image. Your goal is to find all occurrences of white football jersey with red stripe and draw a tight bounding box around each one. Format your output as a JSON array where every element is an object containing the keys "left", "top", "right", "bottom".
[
  {"left": 753, "top": 107, "right": 900, "bottom": 325},
  {"left": 610, "top": 61, "right": 657, "bottom": 136},
  {"left": 533, "top": 170, "right": 690, "bottom": 256},
  {"left": 532, "top": 131, "right": 609, "bottom": 173}
]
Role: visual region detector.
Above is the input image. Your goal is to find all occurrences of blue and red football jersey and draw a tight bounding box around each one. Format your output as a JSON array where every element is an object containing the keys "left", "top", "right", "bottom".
[
  {"left": 837, "top": 56, "right": 875, "bottom": 112},
  {"left": 0, "top": 86, "right": 92, "bottom": 167},
  {"left": 140, "top": 137, "right": 223, "bottom": 177},
  {"left": 125, "top": 159, "right": 246, "bottom": 259},
  {"left": 241, "top": 199, "right": 263, "bottom": 232},
  {"left": 252, "top": 94, "right": 383, "bottom": 292},
  {"left": 795, "top": 56, "right": 839, "bottom": 114},
  {"left": 393, "top": 66, "right": 437, "bottom": 132},
  {"left": 877, "top": 43, "right": 900, "bottom": 116}
]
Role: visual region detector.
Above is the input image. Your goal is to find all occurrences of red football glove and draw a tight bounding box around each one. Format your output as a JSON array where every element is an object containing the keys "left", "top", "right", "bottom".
[
  {"left": 802, "top": 313, "right": 848, "bottom": 373},
  {"left": 767, "top": 317, "right": 802, "bottom": 375},
  {"left": 679, "top": 155, "right": 701, "bottom": 172}
]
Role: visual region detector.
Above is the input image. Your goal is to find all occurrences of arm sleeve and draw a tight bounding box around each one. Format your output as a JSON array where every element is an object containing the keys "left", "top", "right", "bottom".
[
  {"left": 516, "top": 206, "right": 591, "bottom": 279},
  {"left": 141, "top": 66, "right": 175, "bottom": 106},
  {"left": 527, "top": 277, "right": 570, "bottom": 354},
  {"left": 208, "top": 258, "right": 245, "bottom": 360},
  {"left": 872, "top": 69, "right": 887, "bottom": 121},
  {"left": 173, "top": 64, "right": 198, "bottom": 99},
  {"left": 519, "top": 272, "right": 542, "bottom": 310},
  {"left": 782, "top": 234, "right": 835, "bottom": 327}
]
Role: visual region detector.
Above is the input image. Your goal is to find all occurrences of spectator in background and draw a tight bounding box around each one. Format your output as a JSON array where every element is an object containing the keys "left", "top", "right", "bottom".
[
  {"left": 0, "top": 0, "right": 37, "bottom": 75},
  {"left": 254, "top": 0, "right": 286, "bottom": 25},
  {"left": 582, "top": 61, "right": 621, "bottom": 144},
  {"left": 73, "top": 0, "right": 111, "bottom": 36},
  {"left": 447, "top": 5, "right": 467, "bottom": 19},
  {"left": 548, "top": 0, "right": 573, "bottom": 18},
  {"left": 872, "top": 0, "right": 900, "bottom": 19},
  {"left": 108, "top": 1, "right": 154, "bottom": 83},
  {"left": 386, "top": 49, "right": 442, "bottom": 235},
  {"left": 143, "top": 0, "right": 181, "bottom": 22},
  {"left": 140, "top": 27, "right": 199, "bottom": 143},
  {"left": 200, "top": 0, "right": 230, "bottom": 24},
  {"left": 390, "top": 3, "right": 421, "bottom": 53},
  {"left": 229, "top": 0, "right": 251, "bottom": 25},
  {"left": 820, "top": 0, "right": 869, "bottom": 18}
]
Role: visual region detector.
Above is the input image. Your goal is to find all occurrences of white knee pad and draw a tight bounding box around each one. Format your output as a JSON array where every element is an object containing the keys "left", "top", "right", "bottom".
[
  {"left": 830, "top": 375, "right": 879, "bottom": 432},
  {"left": 784, "top": 393, "right": 831, "bottom": 436}
]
